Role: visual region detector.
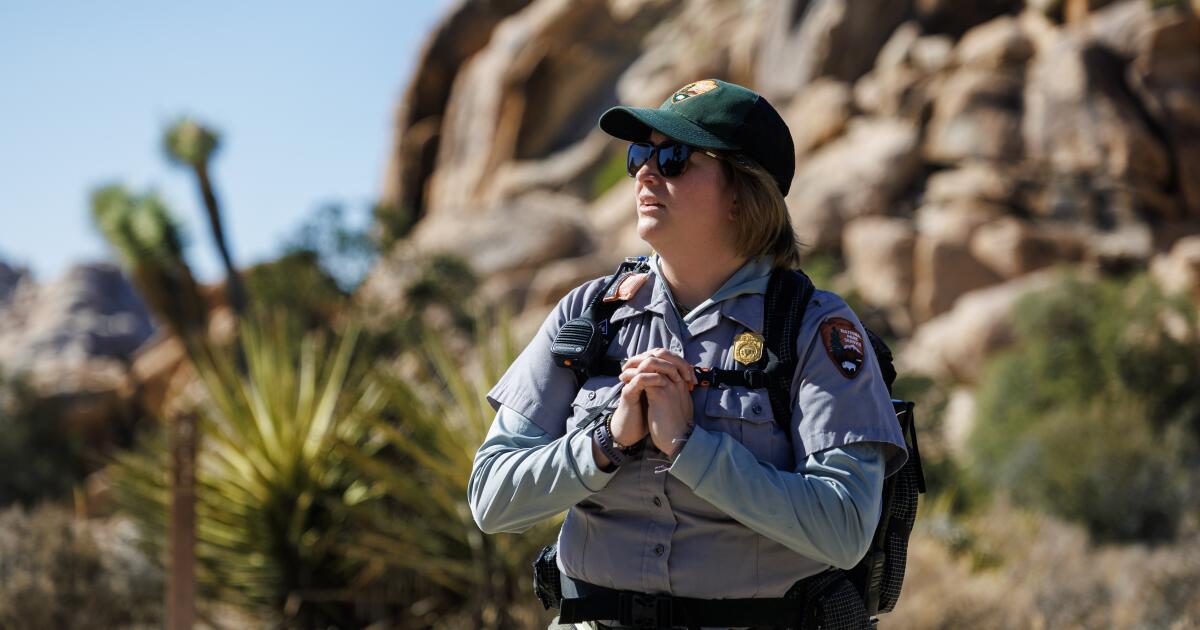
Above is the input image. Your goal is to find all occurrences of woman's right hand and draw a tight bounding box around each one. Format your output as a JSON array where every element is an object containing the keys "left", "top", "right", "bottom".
[{"left": 613, "top": 348, "right": 697, "bottom": 446}]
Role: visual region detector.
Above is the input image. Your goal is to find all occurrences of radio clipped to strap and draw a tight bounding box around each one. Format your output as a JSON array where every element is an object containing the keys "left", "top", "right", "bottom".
[{"left": 551, "top": 257, "right": 649, "bottom": 381}]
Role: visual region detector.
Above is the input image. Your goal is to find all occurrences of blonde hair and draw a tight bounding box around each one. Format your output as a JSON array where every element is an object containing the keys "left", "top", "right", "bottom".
[{"left": 723, "top": 157, "right": 802, "bottom": 269}]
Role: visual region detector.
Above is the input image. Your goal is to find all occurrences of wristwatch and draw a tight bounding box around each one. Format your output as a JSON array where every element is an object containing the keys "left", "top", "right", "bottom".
[{"left": 592, "top": 411, "right": 640, "bottom": 467}]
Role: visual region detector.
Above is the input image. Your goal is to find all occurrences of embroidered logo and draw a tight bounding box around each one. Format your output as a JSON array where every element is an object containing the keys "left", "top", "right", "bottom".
[
  {"left": 819, "top": 317, "right": 865, "bottom": 379},
  {"left": 671, "top": 79, "right": 719, "bottom": 103}
]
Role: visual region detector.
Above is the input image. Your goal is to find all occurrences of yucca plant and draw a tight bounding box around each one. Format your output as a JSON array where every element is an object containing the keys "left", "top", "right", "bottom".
[
  {"left": 90, "top": 184, "right": 207, "bottom": 340},
  {"left": 343, "top": 311, "right": 559, "bottom": 628},
  {"left": 165, "top": 117, "right": 246, "bottom": 315},
  {"left": 112, "top": 312, "right": 387, "bottom": 627}
]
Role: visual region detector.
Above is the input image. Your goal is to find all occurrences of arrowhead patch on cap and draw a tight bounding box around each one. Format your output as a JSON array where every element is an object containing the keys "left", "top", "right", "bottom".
[
  {"left": 819, "top": 317, "right": 865, "bottom": 379},
  {"left": 671, "top": 79, "right": 719, "bottom": 103}
]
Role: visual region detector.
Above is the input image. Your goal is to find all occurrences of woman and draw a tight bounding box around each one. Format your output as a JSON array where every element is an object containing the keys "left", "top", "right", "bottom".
[{"left": 468, "top": 79, "right": 907, "bottom": 629}]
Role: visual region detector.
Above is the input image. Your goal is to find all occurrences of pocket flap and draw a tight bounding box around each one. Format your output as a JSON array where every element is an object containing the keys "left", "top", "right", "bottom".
[{"left": 705, "top": 387, "right": 774, "bottom": 423}]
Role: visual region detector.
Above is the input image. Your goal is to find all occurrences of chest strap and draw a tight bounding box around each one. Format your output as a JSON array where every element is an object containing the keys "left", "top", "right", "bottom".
[{"left": 591, "top": 269, "right": 815, "bottom": 437}]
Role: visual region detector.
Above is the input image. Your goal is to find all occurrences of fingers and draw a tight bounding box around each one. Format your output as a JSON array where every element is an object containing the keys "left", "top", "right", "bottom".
[
  {"left": 621, "top": 348, "right": 697, "bottom": 387},
  {"left": 622, "top": 372, "right": 673, "bottom": 398}
]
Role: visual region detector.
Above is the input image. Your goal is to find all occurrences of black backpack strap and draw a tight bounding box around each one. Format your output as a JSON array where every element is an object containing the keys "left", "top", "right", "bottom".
[{"left": 762, "top": 269, "right": 816, "bottom": 439}]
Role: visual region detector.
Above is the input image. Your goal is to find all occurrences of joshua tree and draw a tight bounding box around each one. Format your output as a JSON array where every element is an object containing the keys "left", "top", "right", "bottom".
[
  {"left": 90, "top": 184, "right": 207, "bottom": 341},
  {"left": 165, "top": 118, "right": 246, "bottom": 315}
]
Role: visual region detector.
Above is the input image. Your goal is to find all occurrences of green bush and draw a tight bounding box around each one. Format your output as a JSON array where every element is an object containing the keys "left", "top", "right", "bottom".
[
  {"left": 0, "top": 370, "right": 90, "bottom": 507},
  {"left": 0, "top": 505, "right": 163, "bottom": 629},
  {"left": 969, "top": 273, "right": 1200, "bottom": 542}
]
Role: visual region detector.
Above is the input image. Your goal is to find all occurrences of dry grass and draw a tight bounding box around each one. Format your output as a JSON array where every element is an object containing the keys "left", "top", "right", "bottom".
[{"left": 888, "top": 499, "right": 1200, "bottom": 629}]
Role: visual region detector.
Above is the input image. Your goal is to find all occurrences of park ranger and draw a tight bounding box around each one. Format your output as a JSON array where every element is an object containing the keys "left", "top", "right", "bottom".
[{"left": 468, "top": 79, "right": 907, "bottom": 629}]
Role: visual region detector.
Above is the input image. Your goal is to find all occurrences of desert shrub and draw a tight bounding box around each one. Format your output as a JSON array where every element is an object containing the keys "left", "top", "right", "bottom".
[
  {"left": 0, "top": 370, "right": 90, "bottom": 507},
  {"left": 244, "top": 249, "right": 349, "bottom": 329},
  {"left": 343, "top": 311, "right": 557, "bottom": 629},
  {"left": 0, "top": 505, "right": 162, "bottom": 629},
  {"left": 970, "top": 273, "right": 1200, "bottom": 542},
  {"left": 111, "top": 313, "right": 386, "bottom": 628}
]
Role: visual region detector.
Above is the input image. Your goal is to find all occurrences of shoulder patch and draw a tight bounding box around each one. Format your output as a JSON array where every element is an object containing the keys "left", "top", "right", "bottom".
[
  {"left": 819, "top": 317, "right": 865, "bottom": 379},
  {"left": 602, "top": 272, "right": 649, "bottom": 303}
]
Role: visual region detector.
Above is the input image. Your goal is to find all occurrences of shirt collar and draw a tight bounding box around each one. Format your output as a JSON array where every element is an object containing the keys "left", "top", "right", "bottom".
[{"left": 609, "top": 255, "right": 773, "bottom": 333}]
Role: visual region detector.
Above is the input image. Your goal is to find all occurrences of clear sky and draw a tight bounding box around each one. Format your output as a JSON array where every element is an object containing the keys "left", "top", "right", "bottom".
[{"left": 0, "top": 1, "right": 448, "bottom": 283}]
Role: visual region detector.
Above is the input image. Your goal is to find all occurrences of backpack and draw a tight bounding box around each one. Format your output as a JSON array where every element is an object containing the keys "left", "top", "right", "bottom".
[{"left": 545, "top": 261, "right": 926, "bottom": 625}]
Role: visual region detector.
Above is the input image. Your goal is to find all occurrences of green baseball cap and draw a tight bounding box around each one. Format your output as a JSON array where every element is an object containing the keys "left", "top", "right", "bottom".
[{"left": 598, "top": 79, "right": 796, "bottom": 195}]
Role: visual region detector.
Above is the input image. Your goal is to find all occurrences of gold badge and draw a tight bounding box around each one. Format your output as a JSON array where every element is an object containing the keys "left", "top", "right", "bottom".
[{"left": 733, "top": 332, "right": 764, "bottom": 365}]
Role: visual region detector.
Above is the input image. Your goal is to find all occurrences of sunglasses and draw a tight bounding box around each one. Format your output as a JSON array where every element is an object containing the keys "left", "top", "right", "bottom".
[{"left": 626, "top": 141, "right": 723, "bottom": 178}]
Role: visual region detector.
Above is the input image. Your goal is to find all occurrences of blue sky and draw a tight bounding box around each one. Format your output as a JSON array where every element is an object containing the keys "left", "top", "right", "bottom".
[{"left": 0, "top": 2, "right": 448, "bottom": 283}]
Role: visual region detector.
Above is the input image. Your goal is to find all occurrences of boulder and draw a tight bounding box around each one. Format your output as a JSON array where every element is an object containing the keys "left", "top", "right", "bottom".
[
  {"left": 755, "top": 0, "right": 915, "bottom": 102},
  {"left": 1022, "top": 28, "right": 1174, "bottom": 218},
  {"left": 969, "top": 216, "right": 1084, "bottom": 278},
  {"left": 379, "top": 0, "right": 536, "bottom": 218},
  {"left": 784, "top": 79, "right": 854, "bottom": 160},
  {"left": 925, "top": 68, "right": 1024, "bottom": 163},
  {"left": 853, "top": 23, "right": 950, "bottom": 119},
  {"left": 616, "top": 0, "right": 766, "bottom": 106},
  {"left": 786, "top": 118, "right": 922, "bottom": 251},
  {"left": 911, "top": 202, "right": 1006, "bottom": 322},
  {"left": 842, "top": 216, "right": 916, "bottom": 311},
  {"left": 0, "top": 264, "right": 155, "bottom": 381},
  {"left": 901, "top": 270, "right": 1064, "bottom": 384},
  {"left": 1150, "top": 235, "right": 1200, "bottom": 303},
  {"left": 425, "top": 0, "right": 678, "bottom": 215},
  {"left": 954, "top": 15, "right": 1035, "bottom": 70},
  {"left": 1124, "top": 5, "right": 1200, "bottom": 216},
  {"left": 924, "top": 162, "right": 1019, "bottom": 207}
]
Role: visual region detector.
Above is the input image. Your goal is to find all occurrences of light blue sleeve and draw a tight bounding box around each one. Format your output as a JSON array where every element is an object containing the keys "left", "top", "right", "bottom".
[
  {"left": 668, "top": 429, "right": 886, "bottom": 569},
  {"left": 468, "top": 405, "right": 616, "bottom": 534}
]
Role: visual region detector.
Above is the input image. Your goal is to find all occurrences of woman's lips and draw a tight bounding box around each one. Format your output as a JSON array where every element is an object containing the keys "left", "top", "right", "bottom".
[{"left": 638, "top": 197, "right": 665, "bottom": 213}]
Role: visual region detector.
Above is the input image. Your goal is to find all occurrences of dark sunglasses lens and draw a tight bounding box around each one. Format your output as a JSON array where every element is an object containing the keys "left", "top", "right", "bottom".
[
  {"left": 627, "top": 143, "right": 654, "bottom": 177},
  {"left": 657, "top": 143, "right": 691, "bottom": 177}
]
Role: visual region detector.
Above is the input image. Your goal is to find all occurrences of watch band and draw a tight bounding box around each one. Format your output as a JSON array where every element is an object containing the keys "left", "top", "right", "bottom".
[{"left": 592, "top": 413, "right": 639, "bottom": 467}]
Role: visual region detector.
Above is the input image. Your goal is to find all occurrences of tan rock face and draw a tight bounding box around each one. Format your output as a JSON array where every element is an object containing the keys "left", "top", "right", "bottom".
[
  {"left": 1150, "top": 235, "right": 1200, "bottom": 303},
  {"left": 969, "top": 217, "right": 1083, "bottom": 278},
  {"left": 371, "top": 0, "right": 1200, "bottom": 369},
  {"left": 843, "top": 217, "right": 916, "bottom": 311},
  {"left": 755, "top": 0, "right": 915, "bottom": 102},
  {"left": 1022, "top": 28, "right": 1174, "bottom": 219},
  {"left": 426, "top": 0, "right": 679, "bottom": 216},
  {"left": 911, "top": 202, "right": 1005, "bottom": 322},
  {"left": 784, "top": 78, "right": 854, "bottom": 160},
  {"left": 787, "top": 118, "right": 922, "bottom": 252}
]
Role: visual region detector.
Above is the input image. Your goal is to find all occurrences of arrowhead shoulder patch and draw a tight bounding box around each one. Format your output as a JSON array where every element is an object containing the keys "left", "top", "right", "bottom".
[{"left": 819, "top": 317, "right": 865, "bottom": 379}]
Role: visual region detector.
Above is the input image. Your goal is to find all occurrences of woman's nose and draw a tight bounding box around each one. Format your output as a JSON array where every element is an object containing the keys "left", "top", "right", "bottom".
[{"left": 634, "top": 159, "right": 659, "bottom": 184}]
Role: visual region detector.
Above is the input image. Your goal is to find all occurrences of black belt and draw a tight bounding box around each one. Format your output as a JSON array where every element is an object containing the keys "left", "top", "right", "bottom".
[{"left": 558, "top": 585, "right": 805, "bottom": 628}]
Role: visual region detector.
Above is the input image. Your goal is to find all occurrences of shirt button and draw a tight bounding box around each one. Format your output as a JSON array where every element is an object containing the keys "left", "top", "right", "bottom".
[
  {"left": 587, "top": 391, "right": 597, "bottom": 401},
  {"left": 654, "top": 544, "right": 665, "bottom": 556},
  {"left": 653, "top": 497, "right": 662, "bottom": 507},
  {"left": 752, "top": 403, "right": 763, "bottom": 415}
]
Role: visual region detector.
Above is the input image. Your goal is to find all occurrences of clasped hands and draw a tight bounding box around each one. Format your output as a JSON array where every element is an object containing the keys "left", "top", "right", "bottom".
[{"left": 608, "top": 348, "right": 696, "bottom": 461}]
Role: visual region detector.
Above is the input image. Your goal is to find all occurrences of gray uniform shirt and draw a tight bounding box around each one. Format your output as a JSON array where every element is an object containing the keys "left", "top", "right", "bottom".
[{"left": 470, "top": 256, "right": 907, "bottom": 598}]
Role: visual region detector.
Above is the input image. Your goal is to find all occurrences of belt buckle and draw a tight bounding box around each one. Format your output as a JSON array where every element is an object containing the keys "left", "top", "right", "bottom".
[{"left": 618, "top": 593, "right": 671, "bottom": 628}]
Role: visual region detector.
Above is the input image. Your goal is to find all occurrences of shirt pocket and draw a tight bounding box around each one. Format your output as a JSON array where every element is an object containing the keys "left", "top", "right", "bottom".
[
  {"left": 704, "top": 387, "right": 793, "bottom": 469},
  {"left": 569, "top": 375, "right": 622, "bottom": 429}
]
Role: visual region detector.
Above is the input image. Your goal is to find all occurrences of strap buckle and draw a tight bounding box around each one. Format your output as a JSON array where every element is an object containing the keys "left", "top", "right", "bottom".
[
  {"left": 618, "top": 593, "right": 672, "bottom": 628},
  {"left": 742, "top": 368, "right": 767, "bottom": 389}
]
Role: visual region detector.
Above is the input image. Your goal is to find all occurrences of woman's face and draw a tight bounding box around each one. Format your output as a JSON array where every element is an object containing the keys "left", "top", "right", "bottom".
[{"left": 634, "top": 131, "right": 737, "bottom": 256}]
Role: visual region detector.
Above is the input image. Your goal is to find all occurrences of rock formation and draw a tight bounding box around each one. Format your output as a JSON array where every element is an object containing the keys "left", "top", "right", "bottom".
[{"left": 369, "top": 0, "right": 1200, "bottom": 369}]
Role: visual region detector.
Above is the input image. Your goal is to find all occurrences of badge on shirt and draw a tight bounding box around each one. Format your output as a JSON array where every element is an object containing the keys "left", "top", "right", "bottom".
[
  {"left": 733, "top": 332, "right": 764, "bottom": 365},
  {"left": 819, "top": 317, "right": 865, "bottom": 379}
]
